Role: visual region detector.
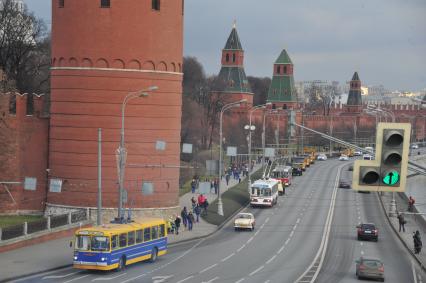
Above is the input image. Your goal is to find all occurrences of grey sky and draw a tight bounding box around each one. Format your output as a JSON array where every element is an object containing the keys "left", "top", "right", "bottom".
[{"left": 23, "top": 0, "right": 426, "bottom": 91}]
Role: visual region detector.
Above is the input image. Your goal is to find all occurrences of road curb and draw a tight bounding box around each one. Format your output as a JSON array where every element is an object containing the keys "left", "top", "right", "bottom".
[
  {"left": 0, "top": 264, "right": 72, "bottom": 283},
  {"left": 377, "top": 192, "right": 426, "bottom": 273}
]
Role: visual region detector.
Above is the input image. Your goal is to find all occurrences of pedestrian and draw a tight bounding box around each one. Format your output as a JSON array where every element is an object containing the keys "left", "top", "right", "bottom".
[
  {"left": 187, "top": 211, "right": 195, "bottom": 231},
  {"left": 397, "top": 212, "right": 406, "bottom": 232},
  {"left": 214, "top": 179, "right": 218, "bottom": 194},
  {"left": 203, "top": 199, "right": 209, "bottom": 215},
  {"left": 174, "top": 215, "right": 181, "bottom": 235},
  {"left": 408, "top": 196, "right": 416, "bottom": 212},
  {"left": 194, "top": 204, "right": 201, "bottom": 222},
  {"left": 225, "top": 174, "right": 230, "bottom": 186},
  {"left": 210, "top": 180, "right": 214, "bottom": 193},
  {"left": 198, "top": 194, "right": 205, "bottom": 206},
  {"left": 191, "top": 196, "right": 197, "bottom": 212},
  {"left": 414, "top": 230, "right": 422, "bottom": 254},
  {"left": 181, "top": 207, "right": 188, "bottom": 229},
  {"left": 191, "top": 179, "right": 196, "bottom": 194}
]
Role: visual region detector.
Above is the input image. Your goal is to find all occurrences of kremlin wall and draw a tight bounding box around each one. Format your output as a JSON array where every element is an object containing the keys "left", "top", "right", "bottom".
[{"left": 0, "top": 3, "right": 425, "bottom": 216}]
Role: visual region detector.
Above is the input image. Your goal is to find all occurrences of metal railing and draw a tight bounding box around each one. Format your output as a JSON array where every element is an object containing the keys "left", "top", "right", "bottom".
[{"left": 0, "top": 210, "right": 88, "bottom": 242}]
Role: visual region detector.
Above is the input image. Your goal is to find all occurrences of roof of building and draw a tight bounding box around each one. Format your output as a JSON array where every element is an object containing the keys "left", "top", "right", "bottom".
[
  {"left": 275, "top": 49, "right": 293, "bottom": 65},
  {"left": 267, "top": 75, "right": 297, "bottom": 102},
  {"left": 352, "top": 71, "right": 360, "bottom": 81},
  {"left": 217, "top": 66, "right": 252, "bottom": 94},
  {"left": 224, "top": 27, "right": 243, "bottom": 50},
  {"left": 347, "top": 72, "right": 362, "bottom": 106}
]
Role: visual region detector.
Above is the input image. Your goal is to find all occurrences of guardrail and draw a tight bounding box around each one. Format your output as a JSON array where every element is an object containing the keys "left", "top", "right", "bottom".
[{"left": 0, "top": 210, "right": 88, "bottom": 242}]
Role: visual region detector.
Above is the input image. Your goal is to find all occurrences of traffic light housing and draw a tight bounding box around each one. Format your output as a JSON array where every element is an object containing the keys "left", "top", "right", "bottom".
[{"left": 352, "top": 123, "right": 411, "bottom": 192}]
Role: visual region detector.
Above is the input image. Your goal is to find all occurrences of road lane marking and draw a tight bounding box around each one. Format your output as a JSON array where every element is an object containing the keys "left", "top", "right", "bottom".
[
  {"left": 265, "top": 217, "right": 270, "bottom": 223},
  {"left": 278, "top": 245, "right": 285, "bottom": 254},
  {"left": 221, "top": 253, "right": 235, "bottom": 262},
  {"left": 412, "top": 261, "right": 418, "bottom": 283},
  {"left": 247, "top": 237, "right": 254, "bottom": 244},
  {"left": 203, "top": 276, "right": 219, "bottom": 283},
  {"left": 43, "top": 272, "right": 80, "bottom": 279},
  {"left": 176, "top": 275, "right": 194, "bottom": 283},
  {"left": 254, "top": 230, "right": 260, "bottom": 236},
  {"left": 237, "top": 244, "right": 246, "bottom": 252},
  {"left": 360, "top": 251, "right": 364, "bottom": 255},
  {"left": 235, "top": 279, "right": 245, "bottom": 283},
  {"left": 290, "top": 230, "right": 294, "bottom": 237},
  {"left": 296, "top": 218, "right": 300, "bottom": 224},
  {"left": 199, "top": 263, "right": 218, "bottom": 274},
  {"left": 266, "top": 255, "right": 276, "bottom": 264},
  {"left": 249, "top": 265, "right": 264, "bottom": 276},
  {"left": 92, "top": 273, "right": 127, "bottom": 281},
  {"left": 285, "top": 238, "right": 290, "bottom": 245},
  {"left": 63, "top": 275, "right": 90, "bottom": 283}
]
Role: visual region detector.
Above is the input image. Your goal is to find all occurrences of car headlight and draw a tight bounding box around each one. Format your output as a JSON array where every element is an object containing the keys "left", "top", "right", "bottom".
[{"left": 74, "top": 256, "right": 78, "bottom": 260}]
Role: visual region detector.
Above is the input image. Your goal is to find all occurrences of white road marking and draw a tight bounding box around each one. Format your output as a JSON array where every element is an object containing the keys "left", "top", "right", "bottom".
[
  {"left": 63, "top": 275, "right": 90, "bottom": 283},
  {"left": 151, "top": 275, "right": 173, "bottom": 283},
  {"left": 176, "top": 275, "right": 194, "bottom": 283},
  {"left": 360, "top": 242, "right": 363, "bottom": 246},
  {"left": 264, "top": 281, "right": 271, "bottom": 283},
  {"left": 265, "top": 217, "right": 270, "bottom": 223},
  {"left": 221, "top": 253, "right": 235, "bottom": 262},
  {"left": 92, "top": 273, "right": 127, "bottom": 281},
  {"left": 199, "top": 263, "right": 218, "bottom": 274},
  {"left": 254, "top": 230, "right": 260, "bottom": 236},
  {"left": 290, "top": 230, "right": 294, "bottom": 237},
  {"left": 360, "top": 251, "right": 364, "bottom": 255},
  {"left": 285, "top": 238, "right": 290, "bottom": 245},
  {"left": 296, "top": 218, "right": 300, "bottom": 224},
  {"left": 202, "top": 276, "right": 219, "bottom": 283},
  {"left": 266, "top": 255, "right": 277, "bottom": 264},
  {"left": 247, "top": 237, "right": 254, "bottom": 244},
  {"left": 278, "top": 245, "right": 285, "bottom": 254},
  {"left": 249, "top": 265, "right": 264, "bottom": 276},
  {"left": 237, "top": 244, "right": 246, "bottom": 252},
  {"left": 412, "top": 261, "right": 418, "bottom": 283},
  {"left": 43, "top": 272, "right": 79, "bottom": 279},
  {"left": 235, "top": 278, "right": 245, "bottom": 283}
]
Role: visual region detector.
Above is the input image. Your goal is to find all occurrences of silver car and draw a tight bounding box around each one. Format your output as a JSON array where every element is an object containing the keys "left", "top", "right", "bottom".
[{"left": 355, "top": 257, "right": 384, "bottom": 281}]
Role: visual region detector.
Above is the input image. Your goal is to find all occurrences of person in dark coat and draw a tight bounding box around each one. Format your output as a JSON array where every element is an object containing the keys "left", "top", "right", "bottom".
[
  {"left": 174, "top": 215, "right": 181, "bottom": 235},
  {"left": 187, "top": 211, "right": 195, "bottom": 231},
  {"left": 397, "top": 212, "right": 406, "bottom": 232},
  {"left": 414, "top": 230, "right": 422, "bottom": 254},
  {"left": 194, "top": 204, "right": 201, "bottom": 222},
  {"left": 181, "top": 207, "right": 188, "bottom": 228}
]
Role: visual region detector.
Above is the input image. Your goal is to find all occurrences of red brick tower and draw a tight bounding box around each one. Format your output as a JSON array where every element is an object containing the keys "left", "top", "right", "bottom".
[
  {"left": 49, "top": 0, "right": 183, "bottom": 220},
  {"left": 345, "top": 72, "right": 363, "bottom": 113}
]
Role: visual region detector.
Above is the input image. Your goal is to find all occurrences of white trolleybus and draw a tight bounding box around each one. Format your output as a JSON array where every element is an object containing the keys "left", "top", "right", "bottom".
[{"left": 250, "top": 178, "right": 279, "bottom": 207}]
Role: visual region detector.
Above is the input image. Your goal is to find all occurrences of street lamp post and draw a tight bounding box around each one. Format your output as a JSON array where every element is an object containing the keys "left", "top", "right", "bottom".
[
  {"left": 117, "top": 86, "right": 158, "bottom": 220},
  {"left": 218, "top": 99, "right": 247, "bottom": 216}
]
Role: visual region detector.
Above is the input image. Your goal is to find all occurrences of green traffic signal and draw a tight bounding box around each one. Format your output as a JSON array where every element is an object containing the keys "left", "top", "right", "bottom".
[{"left": 382, "top": 171, "right": 400, "bottom": 185}]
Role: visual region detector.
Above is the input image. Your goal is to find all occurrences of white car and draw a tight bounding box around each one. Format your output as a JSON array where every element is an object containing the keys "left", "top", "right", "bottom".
[
  {"left": 411, "top": 144, "right": 419, "bottom": 149},
  {"left": 363, "top": 154, "right": 373, "bottom": 160},
  {"left": 234, "top": 212, "right": 255, "bottom": 231},
  {"left": 317, "top": 154, "right": 327, "bottom": 161},
  {"left": 339, "top": 154, "right": 349, "bottom": 161},
  {"left": 354, "top": 151, "right": 362, "bottom": 156}
]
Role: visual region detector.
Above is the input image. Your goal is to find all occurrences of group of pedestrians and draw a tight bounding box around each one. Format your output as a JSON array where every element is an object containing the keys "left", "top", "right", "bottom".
[{"left": 173, "top": 193, "right": 209, "bottom": 235}]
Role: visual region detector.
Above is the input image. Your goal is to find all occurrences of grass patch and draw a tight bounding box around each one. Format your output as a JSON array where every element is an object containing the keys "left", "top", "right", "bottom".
[
  {"left": 179, "top": 176, "right": 215, "bottom": 196},
  {"left": 201, "top": 168, "right": 264, "bottom": 226},
  {"left": 0, "top": 215, "right": 44, "bottom": 228}
]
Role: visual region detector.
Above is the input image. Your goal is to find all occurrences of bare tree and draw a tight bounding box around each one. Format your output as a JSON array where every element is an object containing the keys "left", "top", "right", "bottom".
[{"left": 0, "top": 0, "right": 48, "bottom": 94}]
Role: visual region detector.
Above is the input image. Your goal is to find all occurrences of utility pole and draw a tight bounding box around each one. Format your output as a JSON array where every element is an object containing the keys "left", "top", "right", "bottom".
[{"left": 97, "top": 128, "right": 102, "bottom": 225}]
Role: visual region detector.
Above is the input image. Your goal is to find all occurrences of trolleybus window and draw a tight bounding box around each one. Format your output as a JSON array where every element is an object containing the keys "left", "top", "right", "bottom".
[
  {"left": 144, "top": 227, "right": 151, "bottom": 242},
  {"left": 128, "top": 231, "right": 135, "bottom": 245},
  {"left": 119, "top": 233, "right": 127, "bottom": 247},
  {"left": 136, "top": 229, "right": 143, "bottom": 243},
  {"left": 159, "top": 224, "right": 165, "bottom": 237},
  {"left": 76, "top": 235, "right": 90, "bottom": 251},
  {"left": 111, "top": 235, "right": 118, "bottom": 250},
  {"left": 152, "top": 226, "right": 159, "bottom": 240},
  {"left": 91, "top": 236, "right": 109, "bottom": 251}
]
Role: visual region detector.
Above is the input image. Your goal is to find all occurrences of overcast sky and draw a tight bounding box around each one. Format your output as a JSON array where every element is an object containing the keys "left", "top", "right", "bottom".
[{"left": 23, "top": 0, "right": 426, "bottom": 91}]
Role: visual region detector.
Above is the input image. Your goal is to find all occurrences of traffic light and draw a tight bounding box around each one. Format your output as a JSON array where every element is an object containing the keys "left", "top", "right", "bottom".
[{"left": 352, "top": 123, "right": 411, "bottom": 192}]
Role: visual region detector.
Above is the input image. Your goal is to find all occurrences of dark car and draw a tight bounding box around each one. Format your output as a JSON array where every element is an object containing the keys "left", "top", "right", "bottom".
[
  {"left": 355, "top": 257, "right": 384, "bottom": 281},
  {"left": 339, "top": 180, "right": 351, "bottom": 189},
  {"left": 292, "top": 167, "right": 302, "bottom": 176},
  {"left": 357, "top": 223, "right": 378, "bottom": 241}
]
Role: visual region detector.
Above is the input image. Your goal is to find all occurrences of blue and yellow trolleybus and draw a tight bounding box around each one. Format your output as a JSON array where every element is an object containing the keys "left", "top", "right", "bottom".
[{"left": 73, "top": 218, "right": 167, "bottom": 271}]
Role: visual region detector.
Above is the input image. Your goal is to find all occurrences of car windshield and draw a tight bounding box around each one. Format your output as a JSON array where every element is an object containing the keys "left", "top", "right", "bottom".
[
  {"left": 363, "top": 260, "right": 382, "bottom": 268},
  {"left": 91, "top": 236, "right": 110, "bottom": 251},
  {"left": 362, "top": 224, "right": 375, "bottom": 230},
  {"left": 238, "top": 214, "right": 251, "bottom": 219}
]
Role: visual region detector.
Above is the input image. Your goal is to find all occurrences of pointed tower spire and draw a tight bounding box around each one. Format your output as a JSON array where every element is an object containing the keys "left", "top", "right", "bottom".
[
  {"left": 345, "top": 71, "right": 363, "bottom": 113},
  {"left": 266, "top": 48, "right": 297, "bottom": 109},
  {"left": 215, "top": 23, "right": 253, "bottom": 105}
]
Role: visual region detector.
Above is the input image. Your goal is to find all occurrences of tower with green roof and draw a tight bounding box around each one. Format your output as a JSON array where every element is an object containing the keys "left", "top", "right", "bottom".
[
  {"left": 215, "top": 23, "right": 253, "bottom": 105},
  {"left": 266, "top": 49, "right": 298, "bottom": 109},
  {"left": 346, "top": 71, "right": 363, "bottom": 113}
]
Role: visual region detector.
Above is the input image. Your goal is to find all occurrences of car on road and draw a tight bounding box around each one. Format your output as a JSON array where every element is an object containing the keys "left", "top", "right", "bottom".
[
  {"left": 339, "top": 154, "right": 349, "bottom": 161},
  {"left": 355, "top": 256, "right": 384, "bottom": 281},
  {"left": 357, "top": 223, "right": 378, "bottom": 241},
  {"left": 234, "top": 212, "right": 255, "bottom": 231},
  {"left": 292, "top": 167, "right": 303, "bottom": 176},
  {"left": 354, "top": 150, "right": 362, "bottom": 156},
  {"left": 411, "top": 143, "right": 419, "bottom": 149},
  {"left": 317, "top": 154, "right": 327, "bottom": 161},
  {"left": 339, "top": 180, "right": 351, "bottom": 189},
  {"left": 363, "top": 154, "right": 373, "bottom": 160}
]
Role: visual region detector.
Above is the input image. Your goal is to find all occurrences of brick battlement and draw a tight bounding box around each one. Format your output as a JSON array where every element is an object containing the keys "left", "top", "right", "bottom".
[{"left": 0, "top": 92, "right": 49, "bottom": 213}]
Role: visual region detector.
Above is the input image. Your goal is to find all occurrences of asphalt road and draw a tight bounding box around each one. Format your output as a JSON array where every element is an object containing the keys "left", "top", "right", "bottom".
[{"left": 12, "top": 158, "right": 424, "bottom": 283}]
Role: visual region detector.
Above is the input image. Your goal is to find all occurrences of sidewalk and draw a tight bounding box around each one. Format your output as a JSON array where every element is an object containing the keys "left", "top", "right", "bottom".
[
  {"left": 379, "top": 192, "right": 426, "bottom": 271},
  {"left": 0, "top": 165, "right": 261, "bottom": 282}
]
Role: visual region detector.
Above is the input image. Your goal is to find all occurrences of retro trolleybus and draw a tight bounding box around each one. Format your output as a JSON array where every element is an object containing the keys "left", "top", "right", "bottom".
[
  {"left": 73, "top": 218, "right": 167, "bottom": 271},
  {"left": 271, "top": 165, "right": 293, "bottom": 187},
  {"left": 250, "top": 178, "right": 279, "bottom": 207}
]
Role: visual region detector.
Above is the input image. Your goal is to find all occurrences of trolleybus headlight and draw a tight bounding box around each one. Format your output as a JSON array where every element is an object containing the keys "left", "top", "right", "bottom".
[
  {"left": 74, "top": 256, "right": 78, "bottom": 260},
  {"left": 101, "top": 257, "right": 106, "bottom": 261}
]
